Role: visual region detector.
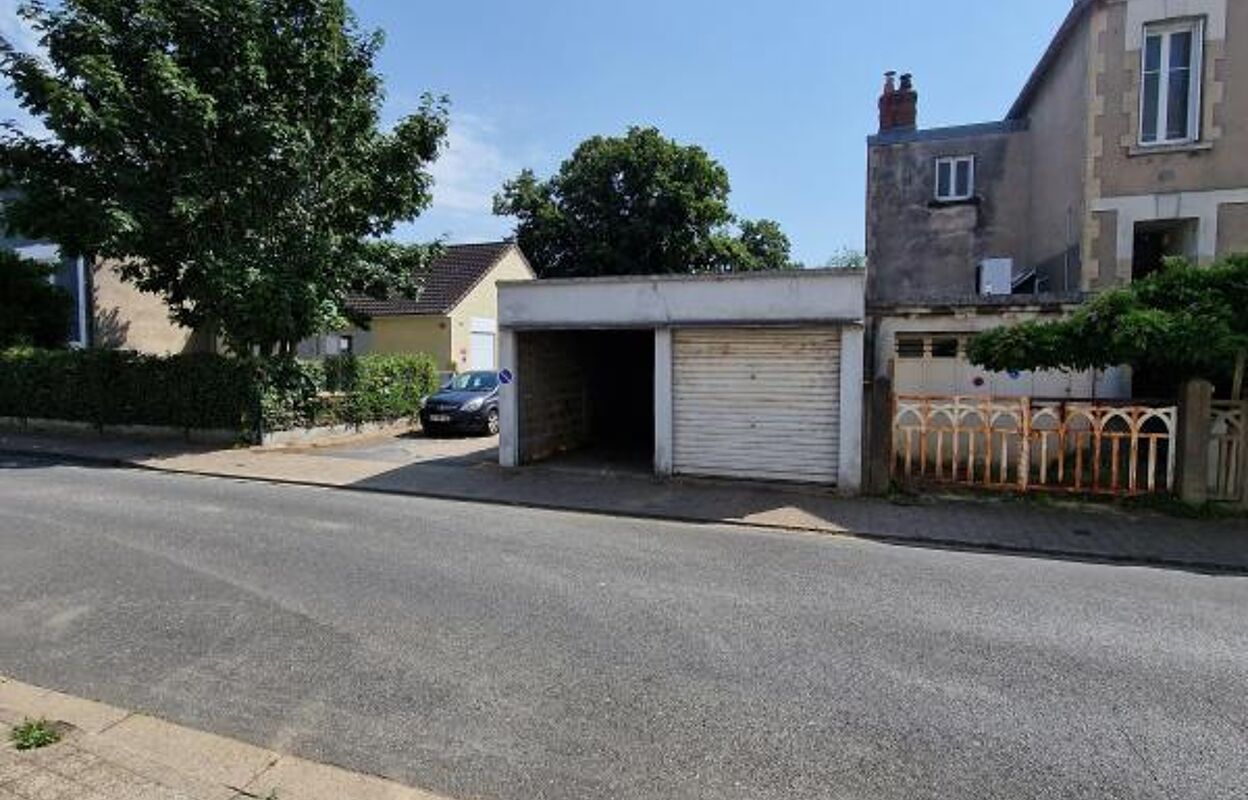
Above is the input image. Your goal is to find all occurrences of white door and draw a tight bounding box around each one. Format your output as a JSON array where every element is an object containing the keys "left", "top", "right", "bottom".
[
  {"left": 673, "top": 327, "right": 841, "bottom": 484},
  {"left": 469, "top": 318, "right": 497, "bottom": 371}
]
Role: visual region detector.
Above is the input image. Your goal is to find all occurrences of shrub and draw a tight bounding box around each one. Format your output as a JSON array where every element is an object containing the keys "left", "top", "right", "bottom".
[
  {"left": 0, "top": 348, "right": 256, "bottom": 432},
  {"left": 0, "top": 349, "right": 439, "bottom": 436},
  {"left": 324, "top": 354, "right": 439, "bottom": 425}
]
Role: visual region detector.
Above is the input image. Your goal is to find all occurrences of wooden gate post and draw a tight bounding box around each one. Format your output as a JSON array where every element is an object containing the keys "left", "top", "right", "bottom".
[
  {"left": 1238, "top": 400, "right": 1248, "bottom": 510},
  {"left": 864, "top": 373, "right": 895, "bottom": 494},
  {"left": 1176, "top": 379, "right": 1213, "bottom": 504}
]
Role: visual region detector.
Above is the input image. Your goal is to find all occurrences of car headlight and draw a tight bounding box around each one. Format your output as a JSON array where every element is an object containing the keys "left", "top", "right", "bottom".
[{"left": 461, "top": 397, "right": 485, "bottom": 412}]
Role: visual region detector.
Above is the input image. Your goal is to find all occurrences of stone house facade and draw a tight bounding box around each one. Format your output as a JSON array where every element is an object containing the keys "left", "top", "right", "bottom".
[{"left": 864, "top": 0, "right": 1246, "bottom": 400}]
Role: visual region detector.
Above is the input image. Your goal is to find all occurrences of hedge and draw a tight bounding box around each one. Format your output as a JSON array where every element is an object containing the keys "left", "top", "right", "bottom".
[
  {"left": 0, "top": 349, "right": 440, "bottom": 437},
  {"left": 0, "top": 348, "right": 256, "bottom": 431}
]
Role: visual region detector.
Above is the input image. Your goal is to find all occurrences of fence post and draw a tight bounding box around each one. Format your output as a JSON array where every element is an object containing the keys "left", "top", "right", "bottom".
[
  {"left": 1018, "top": 397, "right": 1031, "bottom": 492},
  {"left": 1239, "top": 400, "right": 1248, "bottom": 510},
  {"left": 1176, "top": 379, "right": 1213, "bottom": 504}
]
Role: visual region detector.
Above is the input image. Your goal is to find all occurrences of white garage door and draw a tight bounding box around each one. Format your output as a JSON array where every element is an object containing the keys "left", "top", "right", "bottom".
[
  {"left": 673, "top": 327, "right": 841, "bottom": 484},
  {"left": 470, "top": 318, "right": 497, "bottom": 371}
]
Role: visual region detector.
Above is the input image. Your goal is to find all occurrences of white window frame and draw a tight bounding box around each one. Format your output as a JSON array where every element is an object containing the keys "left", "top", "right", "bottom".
[
  {"left": 70, "top": 256, "right": 88, "bottom": 349},
  {"left": 1138, "top": 18, "right": 1204, "bottom": 147},
  {"left": 934, "top": 156, "right": 975, "bottom": 202}
]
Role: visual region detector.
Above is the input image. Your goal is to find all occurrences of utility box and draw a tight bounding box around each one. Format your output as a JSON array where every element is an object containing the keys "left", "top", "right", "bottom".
[{"left": 978, "top": 258, "right": 1014, "bottom": 295}]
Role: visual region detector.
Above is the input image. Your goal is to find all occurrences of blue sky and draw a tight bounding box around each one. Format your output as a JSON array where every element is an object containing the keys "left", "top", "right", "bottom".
[{"left": 2, "top": 1, "right": 1072, "bottom": 266}]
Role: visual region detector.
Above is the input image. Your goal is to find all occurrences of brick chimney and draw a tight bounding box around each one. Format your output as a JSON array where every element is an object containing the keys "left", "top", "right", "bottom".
[
  {"left": 878, "top": 71, "right": 898, "bottom": 131},
  {"left": 895, "top": 73, "right": 918, "bottom": 129},
  {"left": 878, "top": 71, "right": 918, "bottom": 132}
]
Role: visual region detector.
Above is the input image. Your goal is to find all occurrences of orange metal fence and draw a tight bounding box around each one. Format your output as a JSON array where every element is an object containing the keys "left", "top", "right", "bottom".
[{"left": 892, "top": 396, "right": 1177, "bottom": 496}]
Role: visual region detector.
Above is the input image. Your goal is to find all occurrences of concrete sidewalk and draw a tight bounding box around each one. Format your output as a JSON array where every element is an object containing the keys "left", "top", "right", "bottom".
[
  {"left": 2, "top": 430, "right": 1245, "bottom": 573},
  {"left": 0, "top": 675, "right": 444, "bottom": 800}
]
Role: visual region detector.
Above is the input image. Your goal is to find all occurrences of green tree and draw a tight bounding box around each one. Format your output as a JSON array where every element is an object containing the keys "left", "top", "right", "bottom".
[
  {"left": 733, "top": 219, "right": 796, "bottom": 272},
  {"left": 824, "top": 247, "right": 866, "bottom": 269},
  {"left": 0, "top": 0, "right": 448, "bottom": 354},
  {"left": 0, "top": 249, "right": 73, "bottom": 349},
  {"left": 493, "top": 126, "right": 792, "bottom": 277},
  {"left": 968, "top": 256, "right": 1248, "bottom": 394}
]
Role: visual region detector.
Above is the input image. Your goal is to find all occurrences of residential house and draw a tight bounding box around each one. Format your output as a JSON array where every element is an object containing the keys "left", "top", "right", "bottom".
[
  {"left": 865, "top": 0, "right": 1246, "bottom": 400},
  {"left": 2, "top": 233, "right": 204, "bottom": 354},
  {"left": 303, "top": 241, "right": 536, "bottom": 372}
]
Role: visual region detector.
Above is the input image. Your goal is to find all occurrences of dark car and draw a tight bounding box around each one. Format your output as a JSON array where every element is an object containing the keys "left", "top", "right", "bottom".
[{"left": 419, "top": 371, "right": 501, "bottom": 436}]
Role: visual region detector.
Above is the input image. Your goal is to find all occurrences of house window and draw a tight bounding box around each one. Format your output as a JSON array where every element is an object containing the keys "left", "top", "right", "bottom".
[
  {"left": 19, "top": 244, "right": 87, "bottom": 348},
  {"left": 1140, "top": 20, "right": 1203, "bottom": 145},
  {"left": 339, "top": 335, "right": 354, "bottom": 355},
  {"left": 896, "top": 335, "right": 964, "bottom": 360},
  {"left": 896, "top": 336, "right": 926, "bottom": 359},
  {"left": 930, "top": 337, "right": 960, "bottom": 359},
  {"left": 935, "top": 156, "right": 975, "bottom": 201}
]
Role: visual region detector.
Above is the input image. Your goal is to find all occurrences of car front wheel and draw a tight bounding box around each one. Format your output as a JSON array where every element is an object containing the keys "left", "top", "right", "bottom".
[{"left": 485, "top": 408, "right": 500, "bottom": 436}]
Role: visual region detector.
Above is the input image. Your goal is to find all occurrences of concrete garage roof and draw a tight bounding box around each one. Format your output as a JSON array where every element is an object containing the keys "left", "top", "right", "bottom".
[{"left": 498, "top": 269, "right": 866, "bottom": 330}]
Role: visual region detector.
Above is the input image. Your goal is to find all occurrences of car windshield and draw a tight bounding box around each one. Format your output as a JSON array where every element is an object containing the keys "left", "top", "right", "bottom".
[{"left": 447, "top": 371, "right": 498, "bottom": 392}]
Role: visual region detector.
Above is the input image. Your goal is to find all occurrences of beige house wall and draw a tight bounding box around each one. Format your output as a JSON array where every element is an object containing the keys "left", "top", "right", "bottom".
[
  {"left": 367, "top": 315, "right": 452, "bottom": 366},
  {"left": 447, "top": 248, "right": 535, "bottom": 371},
  {"left": 355, "top": 247, "right": 535, "bottom": 371},
  {"left": 91, "top": 260, "right": 200, "bottom": 354},
  {"left": 1085, "top": 0, "right": 1247, "bottom": 285},
  {"left": 1217, "top": 202, "right": 1248, "bottom": 254}
]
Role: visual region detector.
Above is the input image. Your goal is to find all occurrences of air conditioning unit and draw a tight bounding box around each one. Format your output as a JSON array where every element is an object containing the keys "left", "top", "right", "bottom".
[{"left": 979, "top": 258, "right": 1014, "bottom": 296}]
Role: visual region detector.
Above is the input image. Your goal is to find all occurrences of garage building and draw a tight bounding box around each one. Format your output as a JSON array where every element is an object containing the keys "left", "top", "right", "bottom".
[{"left": 496, "top": 270, "right": 866, "bottom": 492}]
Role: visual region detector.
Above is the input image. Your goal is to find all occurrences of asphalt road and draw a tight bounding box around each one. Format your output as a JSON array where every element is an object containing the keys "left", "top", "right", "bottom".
[{"left": 1, "top": 456, "right": 1246, "bottom": 800}]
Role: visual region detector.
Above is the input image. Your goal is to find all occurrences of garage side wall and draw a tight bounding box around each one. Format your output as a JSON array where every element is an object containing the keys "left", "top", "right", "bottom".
[{"left": 516, "top": 331, "right": 591, "bottom": 464}]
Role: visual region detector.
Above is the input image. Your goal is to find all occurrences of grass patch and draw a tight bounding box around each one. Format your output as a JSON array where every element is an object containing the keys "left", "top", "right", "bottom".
[{"left": 10, "top": 719, "right": 61, "bottom": 750}]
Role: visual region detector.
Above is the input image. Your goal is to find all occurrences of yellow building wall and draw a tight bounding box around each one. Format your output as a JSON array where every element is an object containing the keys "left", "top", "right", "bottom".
[
  {"left": 447, "top": 248, "right": 535, "bottom": 370},
  {"left": 367, "top": 315, "right": 453, "bottom": 368}
]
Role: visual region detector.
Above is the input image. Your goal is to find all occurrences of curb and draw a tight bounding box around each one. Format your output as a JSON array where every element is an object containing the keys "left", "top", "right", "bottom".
[
  {"left": 0, "top": 674, "right": 447, "bottom": 800},
  {"left": 4, "top": 446, "right": 1247, "bottom": 577}
]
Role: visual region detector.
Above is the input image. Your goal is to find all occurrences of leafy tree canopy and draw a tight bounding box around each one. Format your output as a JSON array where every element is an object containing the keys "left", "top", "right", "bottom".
[
  {"left": 0, "top": 249, "right": 73, "bottom": 349},
  {"left": 824, "top": 247, "right": 866, "bottom": 269},
  {"left": 494, "top": 126, "right": 794, "bottom": 277},
  {"left": 968, "top": 256, "right": 1248, "bottom": 389},
  {"left": 0, "top": 0, "right": 448, "bottom": 353}
]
